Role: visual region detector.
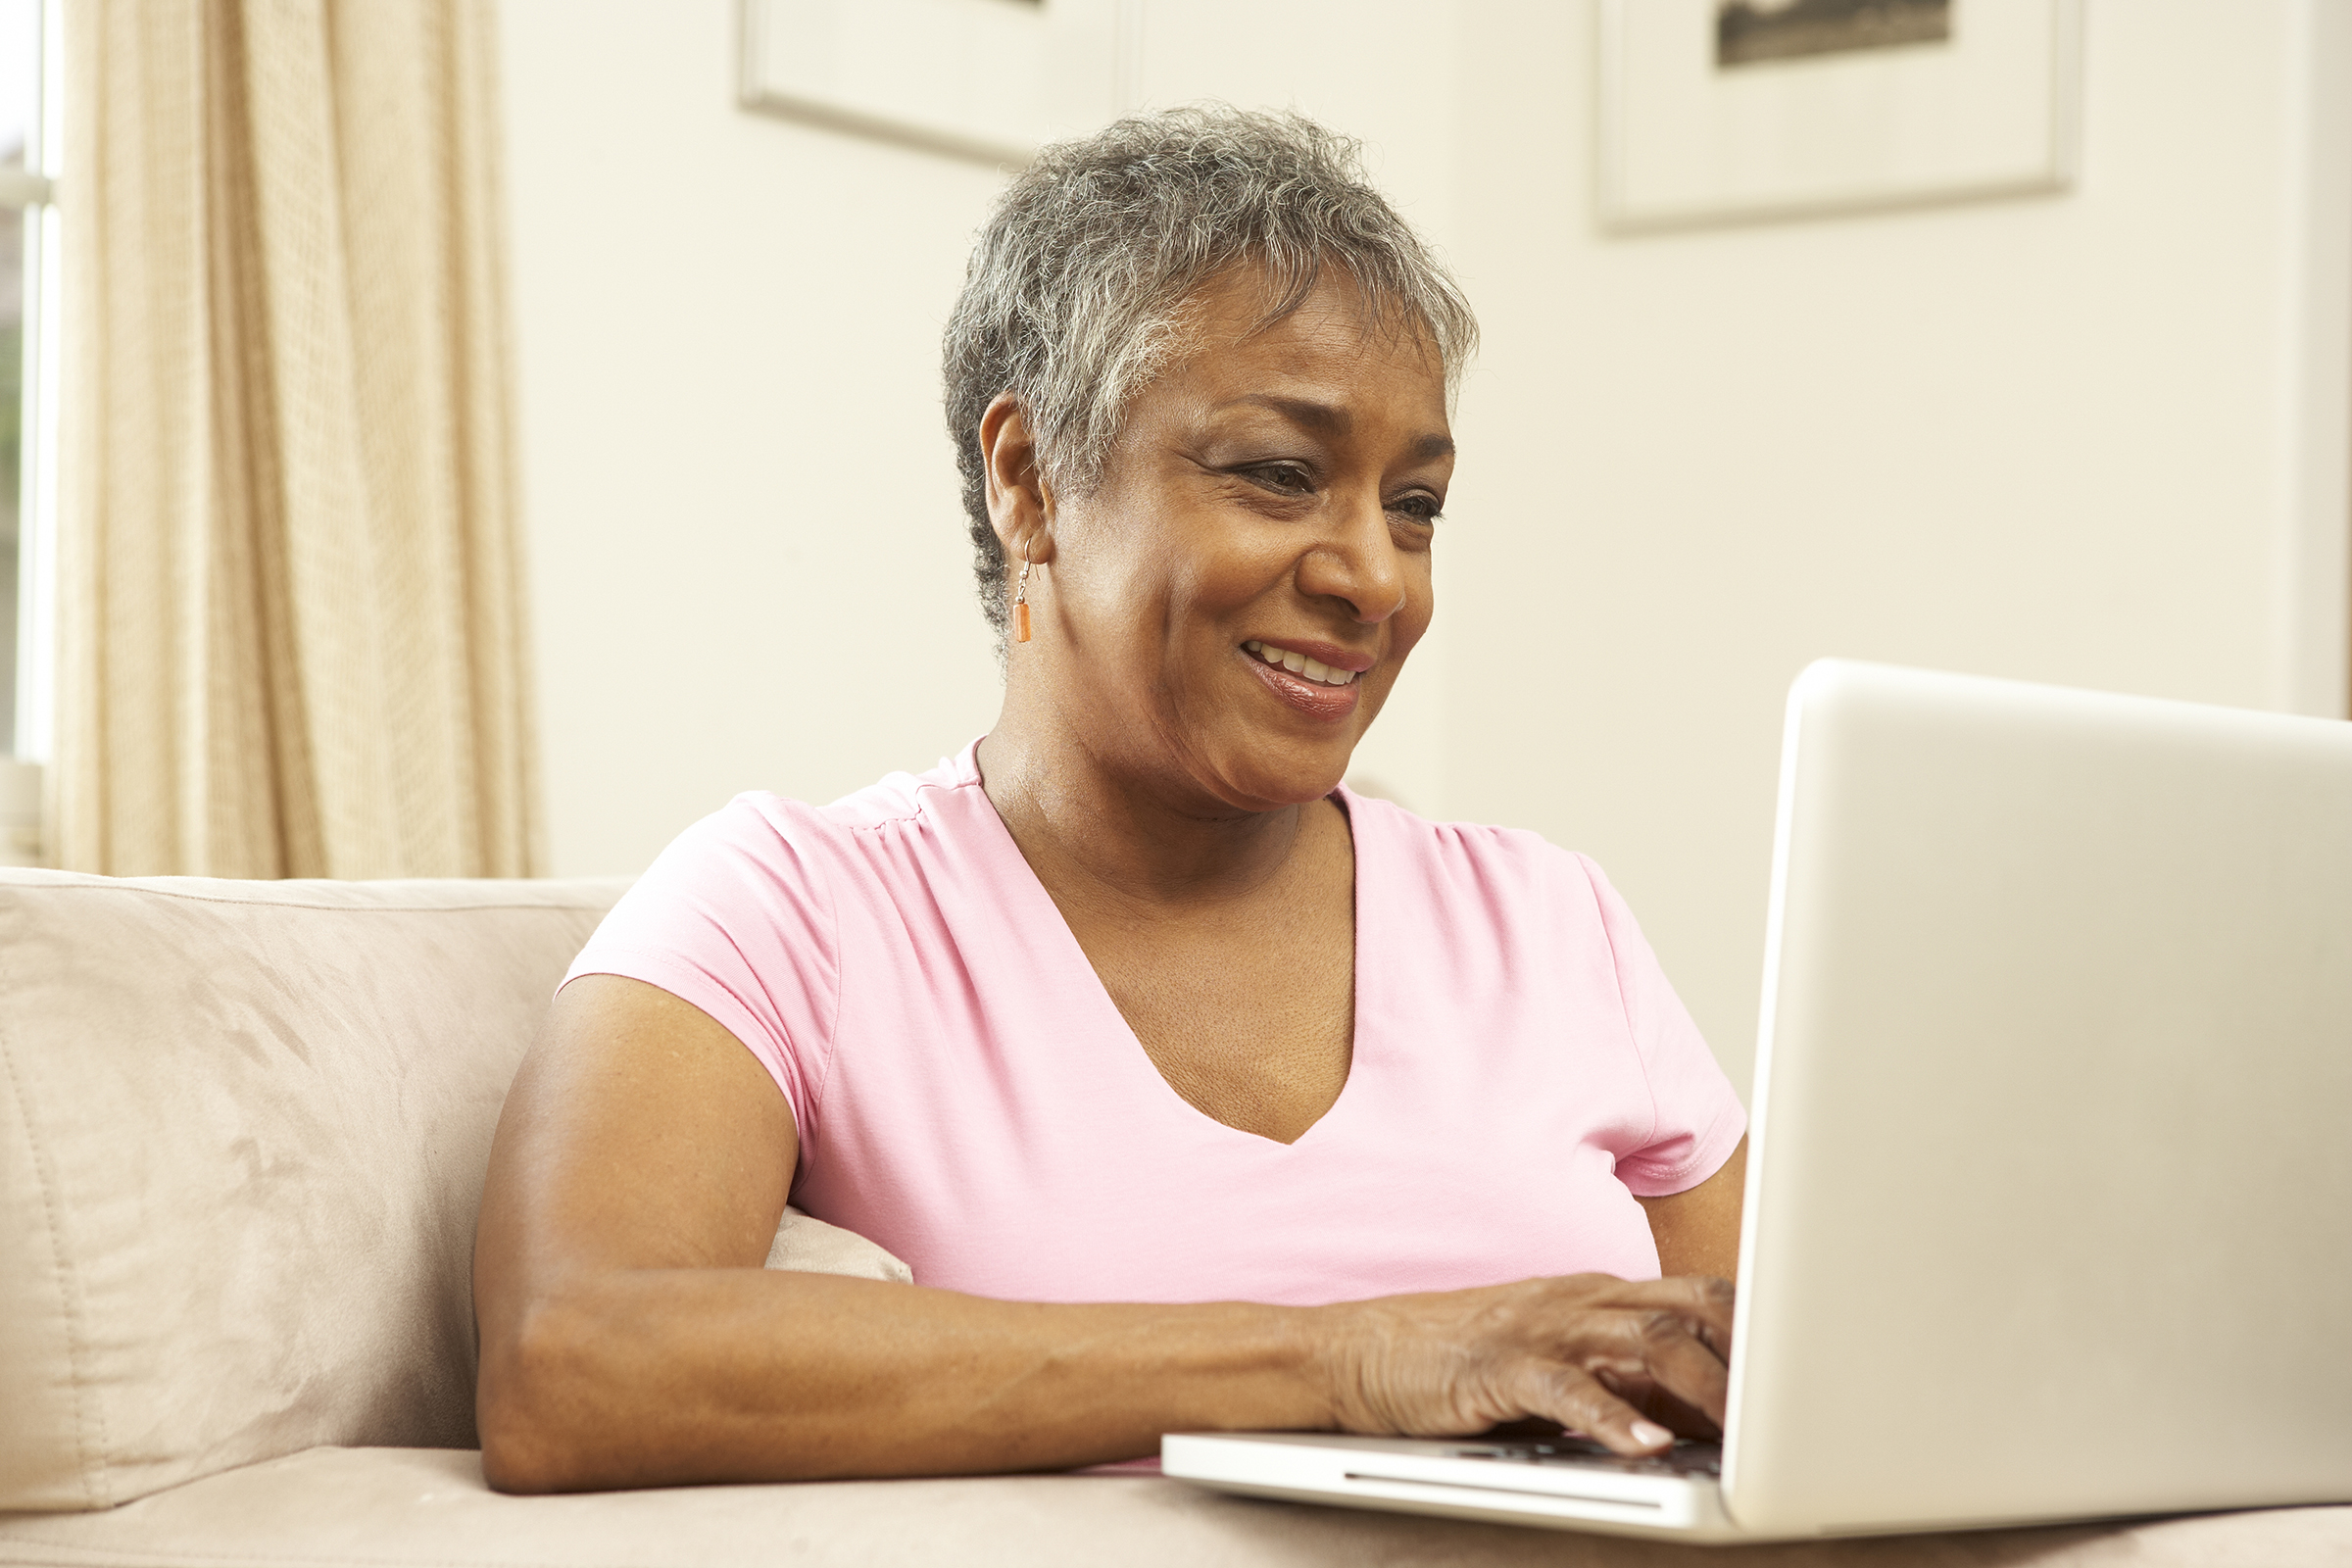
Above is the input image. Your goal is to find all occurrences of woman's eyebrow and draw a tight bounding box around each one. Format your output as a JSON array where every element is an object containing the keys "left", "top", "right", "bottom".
[
  {"left": 1209, "top": 394, "right": 1455, "bottom": 463},
  {"left": 1212, "top": 393, "right": 1352, "bottom": 437}
]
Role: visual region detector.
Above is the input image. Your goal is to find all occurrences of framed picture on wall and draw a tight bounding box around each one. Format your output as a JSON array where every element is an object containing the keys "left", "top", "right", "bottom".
[
  {"left": 737, "top": 0, "right": 1132, "bottom": 168},
  {"left": 1596, "top": 0, "right": 2084, "bottom": 233}
]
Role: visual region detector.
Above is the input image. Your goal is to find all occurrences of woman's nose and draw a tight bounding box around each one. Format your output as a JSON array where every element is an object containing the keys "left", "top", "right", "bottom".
[{"left": 1295, "top": 492, "right": 1409, "bottom": 624}]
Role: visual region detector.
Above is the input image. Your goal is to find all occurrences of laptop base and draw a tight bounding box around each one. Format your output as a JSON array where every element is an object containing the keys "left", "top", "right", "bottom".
[{"left": 1162, "top": 1433, "right": 1765, "bottom": 1544}]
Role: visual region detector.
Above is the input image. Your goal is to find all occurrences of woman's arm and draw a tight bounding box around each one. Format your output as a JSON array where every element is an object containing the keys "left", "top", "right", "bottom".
[
  {"left": 472, "top": 976, "right": 1738, "bottom": 1493},
  {"left": 1637, "top": 1136, "right": 1747, "bottom": 1282}
]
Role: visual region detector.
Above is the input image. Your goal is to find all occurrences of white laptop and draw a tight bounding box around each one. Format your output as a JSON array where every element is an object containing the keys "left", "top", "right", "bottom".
[{"left": 1164, "top": 660, "right": 2352, "bottom": 1543}]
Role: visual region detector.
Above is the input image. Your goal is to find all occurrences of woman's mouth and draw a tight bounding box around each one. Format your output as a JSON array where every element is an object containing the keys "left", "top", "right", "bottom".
[
  {"left": 1241, "top": 639, "right": 1364, "bottom": 722},
  {"left": 1243, "top": 640, "right": 1357, "bottom": 686}
]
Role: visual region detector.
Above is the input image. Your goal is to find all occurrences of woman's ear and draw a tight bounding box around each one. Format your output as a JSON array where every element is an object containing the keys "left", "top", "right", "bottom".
[{"left": 979, "top": 392, "right": 1055, "bottom": 565}]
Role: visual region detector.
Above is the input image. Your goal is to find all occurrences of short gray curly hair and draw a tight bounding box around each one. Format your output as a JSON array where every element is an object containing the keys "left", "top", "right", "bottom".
[{"left": 941, "top": 105, "right": 1478, "bottom": 637}]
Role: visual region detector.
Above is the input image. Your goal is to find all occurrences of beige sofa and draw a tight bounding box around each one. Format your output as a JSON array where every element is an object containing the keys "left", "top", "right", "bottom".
[{"left": 2, "top": 866, "right": 2345, "bottom": 1567}]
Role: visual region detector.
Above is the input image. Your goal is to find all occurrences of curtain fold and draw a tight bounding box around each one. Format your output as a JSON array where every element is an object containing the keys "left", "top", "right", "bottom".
[{"left": 58, "top": 0, "right": 539, "bottom": 878}]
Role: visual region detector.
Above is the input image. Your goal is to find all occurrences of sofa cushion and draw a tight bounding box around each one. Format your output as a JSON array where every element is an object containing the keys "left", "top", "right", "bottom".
[
  {"left": 4, "top": 1446, "right": 2350, "bottom": 1568},
  {"left": 769, "top": 1205, "right": 914, "bottom": 1282},
  {"left": 0, "top": 870, "right": 910, "bottom": 1513}
]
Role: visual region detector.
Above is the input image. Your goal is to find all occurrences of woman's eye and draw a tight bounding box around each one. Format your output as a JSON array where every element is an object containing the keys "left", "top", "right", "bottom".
[
  {"left": 1389, "top": 495, "right": 1444, "bottom": 524},
  {"left": 1246, "top": 464, "right": 1315, "bottom": 495}
]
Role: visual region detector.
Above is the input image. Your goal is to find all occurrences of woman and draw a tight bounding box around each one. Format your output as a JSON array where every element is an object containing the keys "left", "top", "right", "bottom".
[{"left": 472, "top": 108, "right": 1747, "bottom": 1494}]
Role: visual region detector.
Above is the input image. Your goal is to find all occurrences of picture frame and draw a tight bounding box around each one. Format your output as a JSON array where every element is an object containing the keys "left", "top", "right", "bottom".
[
  {"left": 1596, "top": 0, "right": 2084, "bottom": 234},
  {"left": 737, "top": 0, "right": 1130, "bottom": 169}
]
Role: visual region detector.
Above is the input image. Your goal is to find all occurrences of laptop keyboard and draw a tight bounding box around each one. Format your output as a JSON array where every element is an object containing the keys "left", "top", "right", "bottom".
[{"left": 1445, "top": 1437, "right": 1723, "bottom": 1479}]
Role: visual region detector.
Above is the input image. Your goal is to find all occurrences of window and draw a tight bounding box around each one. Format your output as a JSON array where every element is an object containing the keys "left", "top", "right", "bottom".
[{"left": 1, "top": 0, "right": 55, "bottom": 862}]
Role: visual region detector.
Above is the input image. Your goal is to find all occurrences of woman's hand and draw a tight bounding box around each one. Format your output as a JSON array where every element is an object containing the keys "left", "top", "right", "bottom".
[{"left": 1315, "top": 1273, "right": 1736, "bottom": 1456}]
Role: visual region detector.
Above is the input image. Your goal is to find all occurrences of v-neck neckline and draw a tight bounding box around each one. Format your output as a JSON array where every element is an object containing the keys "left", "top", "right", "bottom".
[{"left": 966, "top": 759, "right": 1371, "bottom": 1152}]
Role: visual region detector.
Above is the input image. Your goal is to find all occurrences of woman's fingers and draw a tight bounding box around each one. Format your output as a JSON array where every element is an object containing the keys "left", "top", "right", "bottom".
[
  {"left": 1520, "top": 1363, "right": 1682, "bottom": 1456},
  {"left": 1609, "top": 1274, "right": 1737, "bottom": 1360},
  {"left": 1621, "top": 1306, "right": 1732, "bottom": 1428},
  {"left": 1543, "top": 1305, "right": 1728, "bottom": 1439},
  {"left": 1528, "top": 1278, "right": 1733, "bottom": 1451},
  {"left": 1324, "top": 1273, "right": 1739, "bottom": 1451},
  {"left": 1595, "top": 1369, "right": 1722, "bottom": 1441}
]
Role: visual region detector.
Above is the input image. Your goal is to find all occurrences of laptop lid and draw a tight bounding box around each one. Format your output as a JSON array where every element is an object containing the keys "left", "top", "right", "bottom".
[{"left": 1723, "top": 662, "right": 2352, "bottom": 1536}]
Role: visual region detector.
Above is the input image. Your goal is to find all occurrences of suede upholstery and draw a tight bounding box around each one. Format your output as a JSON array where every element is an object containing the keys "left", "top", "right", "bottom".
[{"left": 1, "top": 865, "right": 2345, "bottom": 1565}]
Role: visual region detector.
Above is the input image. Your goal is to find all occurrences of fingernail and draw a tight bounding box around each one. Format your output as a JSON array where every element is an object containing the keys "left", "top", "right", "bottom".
[{"left": 1631, "top": 1421, "right": 1675, "bottom": 1448}]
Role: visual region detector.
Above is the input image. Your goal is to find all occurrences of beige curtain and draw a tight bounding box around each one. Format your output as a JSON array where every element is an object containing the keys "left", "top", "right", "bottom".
[{"left": 56, "top": 0, "right": 539, "bottom": 878}]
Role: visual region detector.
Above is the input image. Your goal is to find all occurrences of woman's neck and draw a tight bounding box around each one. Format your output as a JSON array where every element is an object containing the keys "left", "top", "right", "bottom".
[{"left": 976, "top": 710, "right": 1334, "bottom": 918}]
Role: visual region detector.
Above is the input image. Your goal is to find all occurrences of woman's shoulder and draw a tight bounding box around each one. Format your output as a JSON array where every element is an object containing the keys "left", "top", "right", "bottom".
[
  {"left": 686, "top": 743, "right": 992, "bottom": 858},
  {"left": 814, "top": 741, "right": 991, "bottom": 834},
  {"left": 1343, "top": 786, "right": 1600, "bottom": 897},
  {"left": 1343, "top": 787, "right": 1652, "bottom": 975},
  {"left": 592, "top": 747, "right": 998, "bottom": 955}
]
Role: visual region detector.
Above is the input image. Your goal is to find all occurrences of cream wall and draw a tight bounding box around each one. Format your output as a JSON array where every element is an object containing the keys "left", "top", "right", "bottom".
[
  {"left": 1438, "top": 0, "right": 2352, "bottom": 1093},
  {"left": 504, "top": 1, "right": 2350, "bottom": 1096},
  {"left": 502, "top": 0, "right": 1007, "bottom": 879}
]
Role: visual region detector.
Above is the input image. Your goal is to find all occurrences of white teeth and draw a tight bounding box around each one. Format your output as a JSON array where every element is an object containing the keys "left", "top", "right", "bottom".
[{"left": 1244, "top": 640, "right": 1359, "bottom": 685}]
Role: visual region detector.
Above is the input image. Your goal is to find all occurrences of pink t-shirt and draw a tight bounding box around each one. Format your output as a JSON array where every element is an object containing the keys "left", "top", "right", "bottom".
[{"left": 564, "top": 744, "right": 1745, "bottom": 1305}]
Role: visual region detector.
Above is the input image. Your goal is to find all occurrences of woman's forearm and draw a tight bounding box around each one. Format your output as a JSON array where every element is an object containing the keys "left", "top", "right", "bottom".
[{"left": 477, "top": 1266, "right": 1336, "bottom": 1492}]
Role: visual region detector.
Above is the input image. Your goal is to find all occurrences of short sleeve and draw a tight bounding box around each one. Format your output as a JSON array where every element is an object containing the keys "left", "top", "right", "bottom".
[
  {"left": 562, "top": 795, "right": 841, "bottom": 1139},
  {"left": 1576, "top": 854, "right": 1748, "bottom": 1197}
]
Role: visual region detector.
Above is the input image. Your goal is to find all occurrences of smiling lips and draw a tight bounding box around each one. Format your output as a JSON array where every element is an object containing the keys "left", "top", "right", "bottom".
[
  {"left": 1241, "top": 638, "right": 1366, "bottom": 723},
  {"left": 1243, "top": 639, "right": 1358, "bottom": 687}
]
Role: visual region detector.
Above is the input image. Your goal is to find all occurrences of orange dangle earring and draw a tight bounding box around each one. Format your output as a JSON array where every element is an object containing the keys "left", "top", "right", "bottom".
[{"left": 1012, "top": 547, "right": 1034, "bottom": 643}]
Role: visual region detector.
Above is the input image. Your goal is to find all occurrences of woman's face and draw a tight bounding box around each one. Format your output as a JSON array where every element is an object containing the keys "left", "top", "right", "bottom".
[{"left": 1008, "top": 268, "right": 1454, "bottom": 813}]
